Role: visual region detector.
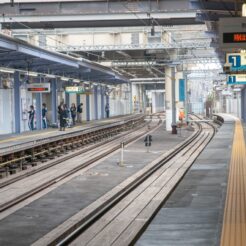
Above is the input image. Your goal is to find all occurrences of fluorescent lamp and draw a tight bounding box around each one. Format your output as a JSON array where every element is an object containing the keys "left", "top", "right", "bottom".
[
  {"left": 28, "top": 72, "right": 38, "bottom": 77},
  {"left": 61, "top": 77, "right": 68, "bottom": 81},
  {"left": 73, "top": 79, "right": 80, "bottom": 83},
  {"left": 243, "top": 4, "right": 246, "bottom": 16},
  {"left": 46, "top": 74, "right": 56, "bottom": 79},
  {"left": 0, "top": 67, "right": 15, "bottom": 74}
]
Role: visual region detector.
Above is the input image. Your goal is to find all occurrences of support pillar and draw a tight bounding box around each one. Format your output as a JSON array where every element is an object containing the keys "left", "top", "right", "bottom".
[
  {"left": 129, "top": 83, "right": 133, "bottom": 114},
  {"left": 35, "top": 77, "right": 42, "bottom": 130},
  {"left": 86, "top": 94, "right": 90, "bottom": 121},
  {"left": 94, "top": 85, "right": 98, "bottom": 120},
  {"left": 184, "top": 72, "right": 189, "bottom": 123},
  {"left": 65, "top": 92, "right": 70, "bottom": 107},
  {"left": 165, "top": 66, "right": 177, "bottom": 131},
  {"left": 51, "top": 79, "right": 58, "bottom": 124},
  {"left": 76, "top": 94, "right": 80, "bottom": 107},
  {"left": 106, "top": 92, "right": 109, "bottom": 113},
  {"left": 171, "top": 67, "right": 176, "bottom": 128},
  {"left": 14, "top": 71, "right": 21, "bottom": 133},
  {"left": 101, "top": 86, "right": 105, "bottom": 118}
]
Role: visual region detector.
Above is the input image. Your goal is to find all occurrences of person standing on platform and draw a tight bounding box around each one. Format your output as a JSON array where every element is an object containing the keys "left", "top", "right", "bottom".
[
  {"left": 105, "top": 103, "right": 110, "bottom": 118},
  {"left": 77, "top": 103, "right": 83, "bottom": 123},
  {"left": 59, "top": 105, "right": 67, "bottom": 131},
  {"left": 58, "top": 102, "right": 63, "bottom": 128},
  {"left": 70, "top": 103, "right": 77, "bottom": 126},
  {"left": 42, "top": 103, "right": 48, "bottom": 129},
  {"left": 27, "top": 105, "right": 35, "bottom": 130},
  {"left": 63, "top": 104, "right": 70, "bottom": 127}
]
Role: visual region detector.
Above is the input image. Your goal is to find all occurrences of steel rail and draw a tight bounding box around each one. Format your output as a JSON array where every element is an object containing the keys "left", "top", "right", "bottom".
[
  {"left": 0, "top": 115, "right": 145, "bottom": 175},
  {"left": 0, "top": 114, "right": 144, "bottom": 156},
  {"left": 46, "top": 120, "right": 207, "bottom": 245},
  {"left": 0, "top": 119, "right": 161, "bottom": 213},
  {"left": 0, "top": 120, "right": 149, "bottom": 189},
  {"left": 52, "top": 115, "right": 218, "bottom": 246}
]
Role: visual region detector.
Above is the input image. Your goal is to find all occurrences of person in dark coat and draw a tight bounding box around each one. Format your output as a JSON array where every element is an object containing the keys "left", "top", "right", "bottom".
[
  {"left": 77, "top": 103, "right": 83, "bottom": 123},
  {"left": 105, "top": 103, "right": 110, "bottom": 118},
  {"left": 42, "top": 103, "right": 48, "bottom": 129},
  {"left": 58, "top": 104, "right": 67, "bottom": 131},
  {"left": 70, "top": 103, "right": 76, "bottom": 126},
  {"left": 27, "top": 105, "right": 35, "bottom": 130}
]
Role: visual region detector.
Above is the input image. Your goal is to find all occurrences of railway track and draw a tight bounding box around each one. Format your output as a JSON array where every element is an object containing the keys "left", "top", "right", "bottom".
[
  {"left": 32, "top": 114, "right": 218, "bottom": 246},
  {"left": 0, "top": 117, "right": 162, "bottom": 213},
  {"left": 0, "top": 115, "right": 145, "bottom": 178}
]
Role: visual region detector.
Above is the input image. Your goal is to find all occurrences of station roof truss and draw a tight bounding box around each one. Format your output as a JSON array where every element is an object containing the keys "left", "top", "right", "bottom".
[
  {"left": 0, "top": 0, "right": 202, "bottom": 29},
  {"left": 0, "top": 33, "right": 128, "bottom": 84},
  {"left": 0, "top": 0, "right": 235, "bottom": 81}
]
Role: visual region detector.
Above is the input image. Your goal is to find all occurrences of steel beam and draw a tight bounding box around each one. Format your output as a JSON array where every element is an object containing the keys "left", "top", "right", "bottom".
[{"left": 0, "top": 34, "right": 128, "bottom": 83}]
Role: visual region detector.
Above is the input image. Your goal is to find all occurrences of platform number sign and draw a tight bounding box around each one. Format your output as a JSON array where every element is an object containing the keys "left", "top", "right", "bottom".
[
  {"left": 228, "top": 75, "right": 236, "bottom": 84},
  {"left": 228, "top": 55, "right": 241, "bottom": 68},
  {"left": 227, "top": 74, "right": 246, "bottom": 85}
]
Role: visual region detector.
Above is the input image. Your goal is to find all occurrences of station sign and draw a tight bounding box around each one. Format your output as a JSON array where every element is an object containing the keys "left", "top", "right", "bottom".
[
  {"left": 226, "top": 53, "right": 246, "bottom": 71},
  {"left": 227, "top": 74, "right": 246, "bottom": 85},
  {"left": 219, "top": 17, "right": 246, "bottom": 49},
  {"left": 65, "top": 86, "right": 84, "bottom": 93},
  {"left": 65, "top": 86, "right": 92, "bottom": 94},
  {"left": 27, "top": 83, "right": 50, "bottom": 93}
]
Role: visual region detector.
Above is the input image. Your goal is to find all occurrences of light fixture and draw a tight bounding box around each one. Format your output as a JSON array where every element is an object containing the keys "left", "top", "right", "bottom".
[
  {"left": 73, "top": 79, "right": 80, "bottom": 83},
  {"left": 28, "top": 71, "right": 38, "bottom": 77},
  {"left": 0, "top": 67, "right": 15, "bottom": 74},
  {"left": 242, "top": 3, "right": 246, "bottom": 16},
  {"left": 61, "top": 77, "right": 69, "bottom": 81},
  {"left": 46, "top": 74, "right": 56, "bottom": 78}
]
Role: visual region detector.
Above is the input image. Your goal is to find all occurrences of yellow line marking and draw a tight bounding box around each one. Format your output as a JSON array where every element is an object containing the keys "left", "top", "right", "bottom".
[{"left": 220, "top": 119, "right": 246, "bottom": 246}]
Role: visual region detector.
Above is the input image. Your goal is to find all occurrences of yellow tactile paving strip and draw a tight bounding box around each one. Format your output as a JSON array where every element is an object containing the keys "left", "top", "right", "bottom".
[{"left": 220, "top": 120, "right": 246, "bottom": 246}]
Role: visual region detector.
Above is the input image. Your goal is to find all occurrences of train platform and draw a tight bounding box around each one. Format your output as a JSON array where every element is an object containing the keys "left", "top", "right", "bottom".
[
  {"left": 0, "top": 122, "right": 192, "bottom": 245},
  {"left": 0, "top": 114, "right": 140, "bottom": 150},
  {"left": 137, "top": 114, "right": 242, "bottom": 246}
]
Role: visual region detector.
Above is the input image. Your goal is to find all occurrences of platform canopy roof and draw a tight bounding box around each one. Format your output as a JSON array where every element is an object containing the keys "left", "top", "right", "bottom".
[{"left": 0, "top": 33, "right": 128, "bottom": 84}]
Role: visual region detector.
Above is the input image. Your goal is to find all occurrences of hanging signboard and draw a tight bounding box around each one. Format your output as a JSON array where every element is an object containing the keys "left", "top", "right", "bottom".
[
  {"left": 226, "top": 53, "right": 246, "bottom": 71},
  {"left": 219, "top": 17, "right": 246, "bottom": 49},
  {"left": 227, "top": 74, "right": 246, "bottom": 85},
  {"left": 65, "top": 86, "right": 92, "bottom": 94},
  {"left": 65, "top": 86, "right": 84, "bottom": 93},
  {"left": 27, "top": 83, "right": 50, "bottom": 93},
  {"left": 179, "top": 79, "right": 185, "bottom": 102}
]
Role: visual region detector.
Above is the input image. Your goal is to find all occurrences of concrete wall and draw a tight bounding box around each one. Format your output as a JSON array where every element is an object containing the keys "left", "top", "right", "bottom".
[
  {"left": 0, "top": 89, "right": 14, "bottom": 134},
  {"left": 225, "top": 94, "right": 241, "bottom": 119},
  {"left": 151, "top": 91, "right": 164, "bottom": 113}
]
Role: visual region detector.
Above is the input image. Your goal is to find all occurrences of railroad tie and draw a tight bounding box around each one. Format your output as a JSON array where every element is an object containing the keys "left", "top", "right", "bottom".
[{"left": 220, "top": 120, "right": 246, "bottom": 246}]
